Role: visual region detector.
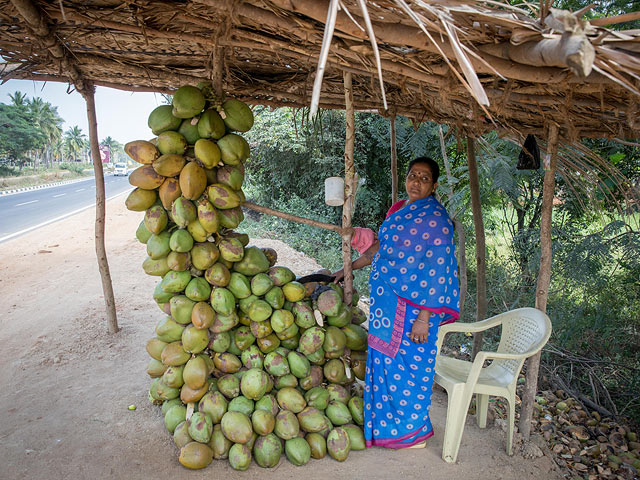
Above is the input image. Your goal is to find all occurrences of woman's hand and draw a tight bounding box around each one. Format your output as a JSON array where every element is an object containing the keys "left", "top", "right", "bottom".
[
  {"left": 332, "top": 268, "right": 345, "bottom": 283},
  {"left": 410, "top": 310, "right": 431, "bottom": 344},
  {"left": 411, "top": 321, "right": 429, "bottom": 343}
]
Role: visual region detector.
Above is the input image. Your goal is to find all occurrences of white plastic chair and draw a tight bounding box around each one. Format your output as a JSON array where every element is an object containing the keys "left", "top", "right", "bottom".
[{"left": 434, "top": 307, "right": 552, "bottom": 463}]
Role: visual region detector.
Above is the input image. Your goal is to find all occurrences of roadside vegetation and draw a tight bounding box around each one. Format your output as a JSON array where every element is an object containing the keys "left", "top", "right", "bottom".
[{"left": 0, "top": 91, "right": 129, "bottom": 189}]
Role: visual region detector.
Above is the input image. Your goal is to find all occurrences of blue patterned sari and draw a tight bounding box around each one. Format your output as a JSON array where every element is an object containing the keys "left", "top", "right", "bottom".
[{"left": 364, "top": 195, "right": 459, "bottom": 448}]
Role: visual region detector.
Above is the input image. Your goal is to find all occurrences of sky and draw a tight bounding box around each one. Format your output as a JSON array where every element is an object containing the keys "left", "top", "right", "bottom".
[{"left": 0, "top": 79, "right": 167, "bottom": 145}]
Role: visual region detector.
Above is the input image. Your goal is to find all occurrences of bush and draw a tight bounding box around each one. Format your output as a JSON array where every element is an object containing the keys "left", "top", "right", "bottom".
[
  {"left": 0, "top": 165, "right": 20, "bottom": 177},
  {"left": 58, "top": 162, "right": 87, "bottom": 174}
]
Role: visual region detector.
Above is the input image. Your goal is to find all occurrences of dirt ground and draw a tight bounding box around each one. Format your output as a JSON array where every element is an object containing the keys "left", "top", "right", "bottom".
[{"left": 0, "top": 194, "right": 563, "bottom": 480}]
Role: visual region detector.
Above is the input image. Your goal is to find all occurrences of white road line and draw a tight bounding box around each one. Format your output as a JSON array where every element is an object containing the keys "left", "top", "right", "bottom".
[
  {"left": 52, "top": 193, "right": 66, "bottom": 198},
  {"left": 75, "top": 188, "right": 85, "bottom": 192},
  {"left": 15, "top": 200, "right": 38, "bottom": 206},
  {"left": 0, "top": 189, "right": 132, "bottom": 244}
]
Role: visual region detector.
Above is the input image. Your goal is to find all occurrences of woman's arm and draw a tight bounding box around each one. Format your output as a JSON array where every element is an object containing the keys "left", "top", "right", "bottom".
[{"left": 332, "top": 240, "right": 380, "bottom": 282}]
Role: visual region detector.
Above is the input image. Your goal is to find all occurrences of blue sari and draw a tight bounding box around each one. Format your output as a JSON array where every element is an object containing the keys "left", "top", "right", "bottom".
[{"left": 364, "top": 195, "right": 459, "bottom": 448}]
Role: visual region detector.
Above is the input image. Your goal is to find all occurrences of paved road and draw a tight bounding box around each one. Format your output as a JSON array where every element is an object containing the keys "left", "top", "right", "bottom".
[{"left": 0, "top": 175, "right": 133, "bottom": 243}]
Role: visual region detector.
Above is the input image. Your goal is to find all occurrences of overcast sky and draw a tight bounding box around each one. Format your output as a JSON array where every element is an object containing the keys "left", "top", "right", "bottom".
[{"left": 0, "top": 79, "right": 166, "bottom": 144}]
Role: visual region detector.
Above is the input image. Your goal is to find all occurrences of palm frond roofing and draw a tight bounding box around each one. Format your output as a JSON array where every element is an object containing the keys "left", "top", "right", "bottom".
[{"left": 0, "top": 0, "right": 639, "bottom": 142}]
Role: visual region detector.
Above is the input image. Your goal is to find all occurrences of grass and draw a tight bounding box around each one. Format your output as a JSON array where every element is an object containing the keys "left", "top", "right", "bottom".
[{"left": 0, "top": 165, "right": 95, "bottom": 191}]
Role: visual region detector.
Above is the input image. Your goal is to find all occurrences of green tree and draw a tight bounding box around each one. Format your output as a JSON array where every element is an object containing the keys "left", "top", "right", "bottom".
[
  {"left": 64, "top": 126, "right": 87, "bottom": 162},
  {"left": 0, "top": 103, "right": 46, "bottom": 169}
]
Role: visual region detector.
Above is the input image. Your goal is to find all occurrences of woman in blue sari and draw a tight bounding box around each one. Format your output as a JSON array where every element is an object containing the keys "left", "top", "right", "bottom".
[{"left": 334, "top": 157, "right": 459, "bottom": 449}]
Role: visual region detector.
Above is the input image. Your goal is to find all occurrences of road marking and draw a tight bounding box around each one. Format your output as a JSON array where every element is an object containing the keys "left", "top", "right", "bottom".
[
  {"left": 75, "top": 188, "right": 85, "bottom": 192},
  {"left": 15, "top": 200, "right": 38, "bottom": 206},
  {"left": 52, "top": 194, "right": 66, "bottom": 198},
  {"left": 0, "top": 189, "right": 132, "bottom": 244}
]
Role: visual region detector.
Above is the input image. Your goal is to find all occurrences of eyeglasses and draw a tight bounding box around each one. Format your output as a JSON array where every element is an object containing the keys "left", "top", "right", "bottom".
[{"left": 407, "top": 172, "right": 433, "bottom": 184}]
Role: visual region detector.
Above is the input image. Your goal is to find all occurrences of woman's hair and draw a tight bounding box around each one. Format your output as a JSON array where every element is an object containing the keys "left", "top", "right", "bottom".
[{"left": 408, "top": 156, "right": 440, "bottom": 182}]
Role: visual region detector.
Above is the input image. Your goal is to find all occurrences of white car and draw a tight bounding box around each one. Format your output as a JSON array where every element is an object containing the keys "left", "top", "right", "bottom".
[{"left": 113, "top": 163, "right": 128, "bottom": 176}]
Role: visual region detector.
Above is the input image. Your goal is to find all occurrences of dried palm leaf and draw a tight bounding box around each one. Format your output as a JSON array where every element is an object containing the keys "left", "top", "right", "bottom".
[{"left": 309, "top": 0, "right": 339, "bottom": 119}]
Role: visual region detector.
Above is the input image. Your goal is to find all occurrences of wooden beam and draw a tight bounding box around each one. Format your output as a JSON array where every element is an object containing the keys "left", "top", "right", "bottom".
[
  {"left": 519, "top": 123, "right": 559, "bottom": 440},
  {"left": 467, "top": 137, "right": 487, "bottom": 359},
  {"left": 589, "top": 11, "right": 640, "bottom": 26},
  {"left": 79, "top": 82, "right": 119, "bottom": 334},
  {"left": 479, "top": 33, "right": 595, "bottom": 78},
  {"left": 267, "top": 0, "right": 581, "bottom": 84},
  {"left": 390, "top": 115, "right": 398, "bottom": 204},
  {"left": 342, "top": 71, "right": 355, "bottom": 306},
  {"left": 9, "top": 0, "right": 86, "bottom": 90},
  {"left": 243, "top": 201, "right": 343, "bottom": 234}
]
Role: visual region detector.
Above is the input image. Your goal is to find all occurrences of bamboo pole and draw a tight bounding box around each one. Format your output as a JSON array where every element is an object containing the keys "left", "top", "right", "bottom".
[
  {"left": 243, "top": 202, "right": 343, "bottom": 234},
  {"left": 439, "top": 126, "right": 467, "bottom": 314},
  {"left": 342, "top": 71, "right": 355, "bottom": 306},
  {"left": 519, "top": 123, "right": 559, "bottom": 440},
  {"left": 79, "top": 82, "right": 119, "bottom": 334},
  {"left": 467, "top": 136, "right": 487, "bottom": 358},
  {"left": 390, "top": 115, "right": 398, "bottom": 204}
]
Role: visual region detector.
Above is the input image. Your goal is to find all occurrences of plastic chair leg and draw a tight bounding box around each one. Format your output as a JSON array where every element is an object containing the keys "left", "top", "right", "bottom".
[
  {"left": 476, "top": 393, "right": 489, "bottom": 428},
  {"left": 506, "top": 395, "right": 515, "bottom": 455},
  {"left": 441, "top": 386, "right": 472, "bottom": 463}
]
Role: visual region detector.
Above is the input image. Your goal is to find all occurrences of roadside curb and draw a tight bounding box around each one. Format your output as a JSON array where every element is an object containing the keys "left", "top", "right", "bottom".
[{"left": 0, "top": 176, "right": 96, "bottom": 196}]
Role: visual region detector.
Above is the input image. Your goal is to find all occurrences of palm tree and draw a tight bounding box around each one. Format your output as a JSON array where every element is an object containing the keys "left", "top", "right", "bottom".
[
  {"left": 8, "top": 90, "right": 28, "bottom": 108},
  {"left": 100, "top": 136, "right": 123, "bottom": 164},
  {"left": 28, "top": 97, "right": 63, "bottom": 169},
  {"left": 64, "top": 126, "right": 87, "bottom": 163}
]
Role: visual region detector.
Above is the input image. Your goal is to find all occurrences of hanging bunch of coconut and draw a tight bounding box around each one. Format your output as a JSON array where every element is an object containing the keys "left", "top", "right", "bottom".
[{"left": 125, "top": 83, "right": 370, "bottom": 470}]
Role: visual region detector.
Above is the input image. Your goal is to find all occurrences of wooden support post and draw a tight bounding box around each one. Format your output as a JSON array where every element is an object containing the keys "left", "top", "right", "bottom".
[
  {"left": 342, "top": 71, "right": 355, "bottom": 306},
  {"left": 467, "top": 137, "right": 487, "bottom": 358},
  {"left": 439, "top": 126, "right": 467, "bottom": 314},
  {"left": 520, "top": 124, "right": 559, "bottom": 440},
  {"left": 390, "top": 115, "right": 398, "bottom": 204},
  {"left": 79, "top": 83, "right": 119, "bottom": 334}
]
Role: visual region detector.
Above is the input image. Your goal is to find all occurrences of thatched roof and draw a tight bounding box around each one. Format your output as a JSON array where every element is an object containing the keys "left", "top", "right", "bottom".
[{"left": 0, "top": 0, "right": 639, "bottom": 142}]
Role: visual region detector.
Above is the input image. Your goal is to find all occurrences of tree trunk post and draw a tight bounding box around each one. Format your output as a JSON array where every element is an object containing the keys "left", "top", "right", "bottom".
[
  {"left": 467, "top": 136, "right": 487, "bottom": 358},
  {"left": 439, "top": 126, "right": 467, "bottom": 314},
  {"left": 80, "top": 82, "right": 119, "bottom": 334},
  {"left": 342, "top": 71, "right": 355, "bottom": 306},
  {"left": 519, "top": 123, "right": 559, "bottom": 440},
  {"left": 390, "top": 114, "right": 398, "bottom": 204}
]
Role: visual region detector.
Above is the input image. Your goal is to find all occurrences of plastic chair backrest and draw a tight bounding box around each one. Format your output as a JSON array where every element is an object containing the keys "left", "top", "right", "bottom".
[{"left": 492, "top": 309, "right": 551, "bottom": 378}]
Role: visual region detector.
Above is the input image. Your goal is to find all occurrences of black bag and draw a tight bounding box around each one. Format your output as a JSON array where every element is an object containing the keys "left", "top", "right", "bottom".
[{"left": 517, "top": 134, "right": 540, "bottom": 170}]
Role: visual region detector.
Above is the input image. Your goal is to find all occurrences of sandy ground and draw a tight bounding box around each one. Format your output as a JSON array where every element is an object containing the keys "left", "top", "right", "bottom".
[{"left": 0, "top": 194, "right": 562, "bottom": 480}]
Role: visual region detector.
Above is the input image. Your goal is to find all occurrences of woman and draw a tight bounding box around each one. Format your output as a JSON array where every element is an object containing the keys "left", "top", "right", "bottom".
[{"left": 334, "top": 157, "right": 459, "bottom": 449}]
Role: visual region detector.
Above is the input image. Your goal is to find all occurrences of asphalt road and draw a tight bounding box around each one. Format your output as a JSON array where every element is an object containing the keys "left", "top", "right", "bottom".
[{"left": 0, "top": 174, "right": 133, "bottom": 243}]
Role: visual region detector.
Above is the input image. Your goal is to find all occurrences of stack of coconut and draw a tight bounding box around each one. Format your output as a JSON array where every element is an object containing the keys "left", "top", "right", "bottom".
[{"left": 125, "top": 83, "right": 370, "bottom": 470}]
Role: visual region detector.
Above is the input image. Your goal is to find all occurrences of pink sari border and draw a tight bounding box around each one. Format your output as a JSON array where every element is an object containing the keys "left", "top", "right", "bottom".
[
  {"left": 403, "top": 298, "right": 460, "bottom": 323},
  {"left": 367, "top": 297, "right": 406, "bottom": 358},
  {"left": 365, "top": 427, "right": 434, "bottom": 449}
]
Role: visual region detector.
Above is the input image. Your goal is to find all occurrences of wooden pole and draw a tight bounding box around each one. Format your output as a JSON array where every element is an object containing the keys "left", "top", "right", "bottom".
[
  {"left": 79, "top": 82, "right": 119, "bottom": 334},
  {"left": 342, "top": 71, "right": 355, "bottom": 306},
  {"left": 519, "top": 124, "right": 559, "bottom": 440},
  {"left": 439, "top": 126, "right": 467, "bottom": 314},
  {"left": 243, "top": 201, "right": 343, "bottom": 234},
  {"left": 390, "top": 115, "right": 398, "bottom": 204},
  {"left": 467, "top": 136, "right": 487, "bottom": 358}
]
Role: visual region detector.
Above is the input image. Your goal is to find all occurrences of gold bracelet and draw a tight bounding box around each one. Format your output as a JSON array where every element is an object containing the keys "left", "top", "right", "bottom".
[{"left": 414, "top": 319, "right": 428, "bottom": 324}]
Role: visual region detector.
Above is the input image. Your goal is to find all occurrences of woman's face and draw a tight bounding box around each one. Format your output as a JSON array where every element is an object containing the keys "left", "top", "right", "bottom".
[{"left": 405, "top": 163, "right": 438, "bottom": 203}]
